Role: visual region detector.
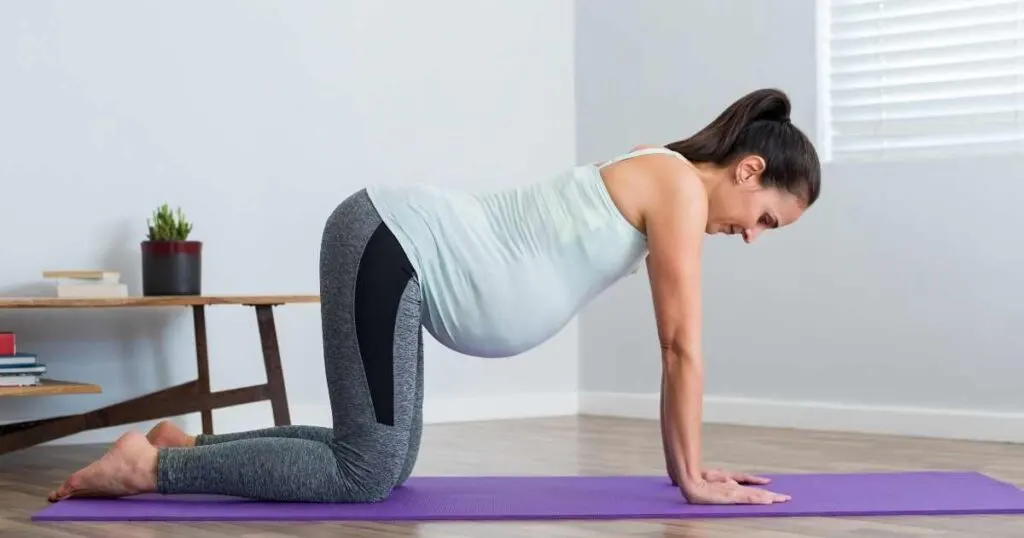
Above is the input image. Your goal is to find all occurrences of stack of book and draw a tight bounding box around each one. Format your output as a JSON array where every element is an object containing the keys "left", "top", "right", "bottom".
[
  {"left": 0, "top": 331, "right": 46, "bottom": 387},
  {"left": 43, "top": 270, "right": 128, "bottom": 298}
]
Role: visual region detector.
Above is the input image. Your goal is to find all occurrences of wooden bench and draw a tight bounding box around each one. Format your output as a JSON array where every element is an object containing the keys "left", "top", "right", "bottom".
[{"left": 0, "top": 294, "right": 318, "bottom": 455}]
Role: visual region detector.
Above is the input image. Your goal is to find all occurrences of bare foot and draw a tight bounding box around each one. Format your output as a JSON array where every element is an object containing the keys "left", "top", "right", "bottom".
[
  {"left": 48, "top": 431, "right": 158, "bottom": 502},
  {"left": 146, "top": 419, "right": 195, "bottom": 448}
]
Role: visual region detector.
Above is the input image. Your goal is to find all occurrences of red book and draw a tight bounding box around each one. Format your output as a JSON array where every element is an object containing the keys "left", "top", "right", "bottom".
[{"left": 0, "top": 332, "right": 15, "bottom": 356}]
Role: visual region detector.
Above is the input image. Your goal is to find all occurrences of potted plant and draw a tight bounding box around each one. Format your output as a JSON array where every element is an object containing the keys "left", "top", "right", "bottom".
[{"left": 141, "top": 204, "right": 202, "bottom": 296}]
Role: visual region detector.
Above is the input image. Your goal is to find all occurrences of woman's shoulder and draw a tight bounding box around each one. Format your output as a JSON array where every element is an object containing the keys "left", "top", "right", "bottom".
[
  {"left": 600, "top": 144, "right": 707, "bottom": 234},
  {"left": 625, "top": 146, "right": 709, "bottom": 238},
  {"left": 611, "top": 144, "right": 704, "bottom": 195}
]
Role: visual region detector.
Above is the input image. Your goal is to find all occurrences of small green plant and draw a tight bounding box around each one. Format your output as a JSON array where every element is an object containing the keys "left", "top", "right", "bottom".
[{"left": 146, "top": 203, "right": 193, "bottom": 241}]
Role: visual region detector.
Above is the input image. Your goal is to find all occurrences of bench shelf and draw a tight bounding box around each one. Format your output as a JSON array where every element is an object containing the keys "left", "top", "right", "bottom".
[{"left": 0, "top": 379, "right": 102, "bottom": 398}]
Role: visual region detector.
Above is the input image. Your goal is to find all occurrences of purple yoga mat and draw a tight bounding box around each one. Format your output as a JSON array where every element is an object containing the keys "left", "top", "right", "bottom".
[{"left": 32, "top": 471, "right": 1024, "bottom": 522}]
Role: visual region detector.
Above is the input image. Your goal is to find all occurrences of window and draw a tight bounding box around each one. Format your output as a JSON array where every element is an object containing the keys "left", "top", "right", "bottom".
[{"left": 818, "top": 0, "right": 1024, "bottom": 162}]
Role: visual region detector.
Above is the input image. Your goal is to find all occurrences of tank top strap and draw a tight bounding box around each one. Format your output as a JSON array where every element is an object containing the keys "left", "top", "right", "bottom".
[{"left": 596, "top": 147, "right": 684, "bottom": 169}]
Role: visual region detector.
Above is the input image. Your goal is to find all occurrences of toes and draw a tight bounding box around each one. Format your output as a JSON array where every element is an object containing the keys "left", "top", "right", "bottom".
[
  {"left": 48, "top": 484, "right": 69, "bottom": 502},
  {"left": 49, "top": 472, "right": 82, "bottom": 502}
]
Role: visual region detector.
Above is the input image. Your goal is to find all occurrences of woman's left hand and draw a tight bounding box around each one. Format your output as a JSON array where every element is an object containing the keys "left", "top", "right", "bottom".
[{"left": 702, "top": 468, "right": 771, "bottom": 485}]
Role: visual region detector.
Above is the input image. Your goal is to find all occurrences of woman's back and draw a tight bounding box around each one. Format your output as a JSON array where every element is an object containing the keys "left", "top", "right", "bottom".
[{"left": 364, "top": 147, "right": 681, "bottom": 358}]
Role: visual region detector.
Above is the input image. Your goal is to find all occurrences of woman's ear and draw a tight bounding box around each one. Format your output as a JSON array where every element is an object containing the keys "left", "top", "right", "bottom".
[{"left": 735, "top": 155, "right": 766, "bottom": 185}]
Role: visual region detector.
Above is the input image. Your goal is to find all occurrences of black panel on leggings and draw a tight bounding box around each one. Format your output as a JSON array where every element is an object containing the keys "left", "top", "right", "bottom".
[{"left": 353, "top": 223, "right": 416, "bottom": 426}]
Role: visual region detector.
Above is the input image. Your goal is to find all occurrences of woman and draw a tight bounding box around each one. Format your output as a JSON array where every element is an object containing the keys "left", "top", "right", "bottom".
[{"left": 48, "top": 88, "right": 820, "bottom": 506}]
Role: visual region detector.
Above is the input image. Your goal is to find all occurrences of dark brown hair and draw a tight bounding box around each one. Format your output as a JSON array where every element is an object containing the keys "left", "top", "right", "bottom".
[{"left": 665, "top": 88, "right": 820, "bottom": 207}]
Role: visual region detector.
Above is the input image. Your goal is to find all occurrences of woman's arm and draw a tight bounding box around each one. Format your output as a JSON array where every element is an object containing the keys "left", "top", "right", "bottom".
[
  {"left": 643, "top": 164, "right": 708, "bottom": 488},
  {"left": 660, "top": 368, "right": 683, "bottom": 485},
  {"left": 641, "top": 159, "right": 791, "bottom": 505}
]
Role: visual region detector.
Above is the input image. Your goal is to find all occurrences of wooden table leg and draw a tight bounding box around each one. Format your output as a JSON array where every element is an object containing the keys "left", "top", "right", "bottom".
[
  {"left": 0, "top": 381, "right": 273, "bottom": 455},
  {"left": 192, "top": 305, "right": 214, "bottom": 435},
  {"left": 255, "top": 305, "right": 291, "bottom": 426}
]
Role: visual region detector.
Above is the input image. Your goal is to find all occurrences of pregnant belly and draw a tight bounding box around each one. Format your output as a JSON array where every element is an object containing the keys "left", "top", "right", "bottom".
[{"left": 423, "top": 270, "right": 579, "bottom": 358}]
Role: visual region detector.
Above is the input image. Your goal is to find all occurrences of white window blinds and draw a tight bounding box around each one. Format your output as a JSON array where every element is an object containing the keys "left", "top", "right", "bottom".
[{"left": 821, "top": 0, "right": 1024, "bottom": 161}]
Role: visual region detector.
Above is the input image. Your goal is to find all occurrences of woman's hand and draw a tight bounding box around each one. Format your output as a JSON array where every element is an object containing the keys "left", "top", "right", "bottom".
[
  {"left": 681, "top": 478, "right": 790, "bottom": 505},
  {"left": 701, "top": 468, "right": 771, "bottom": 486}
]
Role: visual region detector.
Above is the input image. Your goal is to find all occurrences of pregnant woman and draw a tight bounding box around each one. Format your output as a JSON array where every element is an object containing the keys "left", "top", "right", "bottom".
[{"left": 49, "top": 87, "right": 820, "bottom": 506}]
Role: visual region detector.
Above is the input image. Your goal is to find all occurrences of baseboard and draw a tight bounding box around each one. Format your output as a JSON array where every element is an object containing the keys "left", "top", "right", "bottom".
[
  {"left": 579, "top": 391, "right": 1024, "bottom": 443},
  {"left": 11, "top": 391, "right": 1021, "bottom": 446},
  {"left": 423, "top": 391, "right": 579, "bottom": 424},
  {"left": 5, "top": 392, "right": 580, "bottom": 446}
]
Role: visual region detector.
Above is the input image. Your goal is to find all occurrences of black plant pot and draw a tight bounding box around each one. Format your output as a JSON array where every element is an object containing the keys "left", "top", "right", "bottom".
[{"left": 141, "top": 240, "right": 202, "bottom": 296}]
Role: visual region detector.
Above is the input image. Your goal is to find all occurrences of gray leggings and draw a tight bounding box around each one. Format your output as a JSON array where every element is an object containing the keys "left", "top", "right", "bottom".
[{"left": 155, "top": 189, "right": 424, "bottom": 502}]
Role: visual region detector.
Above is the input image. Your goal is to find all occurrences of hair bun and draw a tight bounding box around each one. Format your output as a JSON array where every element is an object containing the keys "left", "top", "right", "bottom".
[{"left": 748, "top": 88, "right": 792, "bottom": 124}]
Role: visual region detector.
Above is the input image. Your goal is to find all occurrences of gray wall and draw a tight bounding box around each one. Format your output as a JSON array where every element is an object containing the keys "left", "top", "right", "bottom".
[
  {"left": 576, "top": 0, "right": 1024, "bottom": 414},
  {"left": 0, "top": 0, "right": 579, "bottom": 442}
]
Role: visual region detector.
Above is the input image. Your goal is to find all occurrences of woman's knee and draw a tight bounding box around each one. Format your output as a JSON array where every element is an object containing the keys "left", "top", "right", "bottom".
[
  {"left": 359, "top": 479, "right": 397, "bottom": 503},
  {"left": 326, "top": 468, "right": 402, "bottom": 503}
]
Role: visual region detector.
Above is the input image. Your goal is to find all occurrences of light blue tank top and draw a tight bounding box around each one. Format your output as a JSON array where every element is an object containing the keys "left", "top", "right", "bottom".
[{"left": 365, "top": 147, "right": 682, "bottom": 358}]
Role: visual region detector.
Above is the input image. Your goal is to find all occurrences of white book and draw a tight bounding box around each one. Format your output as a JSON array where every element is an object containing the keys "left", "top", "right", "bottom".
[
  {"left": 0, "top": 354, "right": 36, "bottom": 366},
  {"left": 0, "top": 375, "right": 40, "bottom": 386},
  {"left": 0, "top": 364, "right": 46, "bottom": 375},
  {"left": 56, "top": 283, "right": 129, "bottom": 298},
  {"left": 43, "top": 270, "right": 121, "bottom": 285}
]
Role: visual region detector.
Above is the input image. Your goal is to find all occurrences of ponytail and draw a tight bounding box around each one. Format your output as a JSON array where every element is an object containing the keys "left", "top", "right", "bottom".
[{"left": 665, "top": 88, "right": 820, "bottom": 207}]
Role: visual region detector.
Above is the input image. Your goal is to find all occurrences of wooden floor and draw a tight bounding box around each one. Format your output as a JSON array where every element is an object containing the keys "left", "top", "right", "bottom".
[{"left": 2, "top": 415, "right": 1023, "bottom": 537}]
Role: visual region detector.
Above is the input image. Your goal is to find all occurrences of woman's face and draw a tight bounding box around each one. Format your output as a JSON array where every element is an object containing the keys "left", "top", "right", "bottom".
[{"left": 705, "top": 156, "right": 806, "bottom": 243}]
